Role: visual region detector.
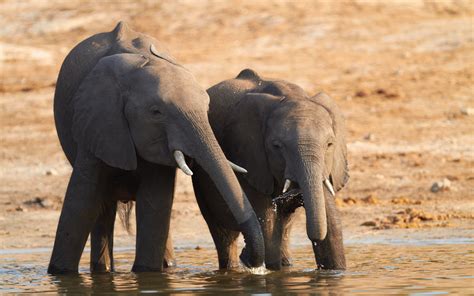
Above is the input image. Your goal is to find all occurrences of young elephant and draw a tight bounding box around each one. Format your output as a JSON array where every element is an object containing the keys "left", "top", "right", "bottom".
[
  {"left": 48, "top": 23, "right": 264, "bottom": 274},
  {"left": 192, "top": 69, "right": 349, "bottom": 270}
]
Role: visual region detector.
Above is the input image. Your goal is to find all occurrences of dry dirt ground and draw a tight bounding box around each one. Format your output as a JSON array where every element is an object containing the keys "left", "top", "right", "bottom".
[{"left": 0, "top": 0, "right": 473, "bottom": 253}]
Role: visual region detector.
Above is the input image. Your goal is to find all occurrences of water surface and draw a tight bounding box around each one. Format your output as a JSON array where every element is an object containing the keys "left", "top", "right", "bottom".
[{"left": 1, "top": 244, "right": 472, "bottom": 294}]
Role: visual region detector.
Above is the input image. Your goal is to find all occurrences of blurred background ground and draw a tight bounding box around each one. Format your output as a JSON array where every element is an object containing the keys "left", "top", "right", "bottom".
[{"left": 0, "top": 0, "right": 473, "bottom": 251}]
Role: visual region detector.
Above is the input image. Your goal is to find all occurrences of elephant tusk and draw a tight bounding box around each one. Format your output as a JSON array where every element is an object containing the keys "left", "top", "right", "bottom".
[
  {"left": 283, "top": 179, "right": 292, "bottom": 193},
  {"left": 324, "top": 179, "right": 335, "bottom": 196},
  {"left": 173, "top": 150, "right": 193, "bottom": 176},
  {"left": 228, "top": 160, "right": 248, "bottom": 173}
]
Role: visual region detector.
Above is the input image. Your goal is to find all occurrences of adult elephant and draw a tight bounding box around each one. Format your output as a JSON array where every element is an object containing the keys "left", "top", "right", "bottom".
[
  {"left": 192, "top": 69, "right": 348, "bottom": 270},
  {"left": 48, "top": 22, "right": 264, "bottom": 274}
]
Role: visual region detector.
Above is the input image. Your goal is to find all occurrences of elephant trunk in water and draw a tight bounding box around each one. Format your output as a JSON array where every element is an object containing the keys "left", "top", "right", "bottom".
[
  {"left": 293, "top": 148, "right": 346, "bottom": 270},
  {"left": 293, "top": 150, "right": 328, "bottom": 242},
  {"left": 177, "top": 112, "right": 265, "bottom": 268}
]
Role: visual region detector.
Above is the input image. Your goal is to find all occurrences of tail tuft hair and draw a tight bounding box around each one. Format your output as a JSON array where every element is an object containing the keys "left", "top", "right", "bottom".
[{"left": 117, "top": 201, "right": 134, "bottom": 234}]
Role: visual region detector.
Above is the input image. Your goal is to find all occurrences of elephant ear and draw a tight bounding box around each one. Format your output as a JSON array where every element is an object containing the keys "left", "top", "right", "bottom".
[
  {"left": 223, "top": 93, "right": 280, "bottom": 194},
  {"left": 72, "top": 54, "right": 148, "bottom": 170},
  {"left": 310, "top": 92, "right": 349, "bottom": 192}
]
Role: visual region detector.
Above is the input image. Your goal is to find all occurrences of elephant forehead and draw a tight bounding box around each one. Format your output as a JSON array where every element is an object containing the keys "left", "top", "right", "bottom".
[
  {"left": 131, "top": 65, "right": 207, "bottom": 104},
  {"left": 275, "top": 101, "right": 331, "bottom": 122},
  {"left": 270, "top": 104, "right": 333, "bottom": 135}
]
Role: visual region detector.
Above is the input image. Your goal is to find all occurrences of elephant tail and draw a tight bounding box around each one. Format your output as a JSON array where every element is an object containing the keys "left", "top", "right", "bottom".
[{"left": 117, "top": 201, "right": 134, "bottom": 234}]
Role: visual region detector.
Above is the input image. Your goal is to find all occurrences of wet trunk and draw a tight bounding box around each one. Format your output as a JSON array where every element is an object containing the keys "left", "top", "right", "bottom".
[
  {"left": 312, "top": 186, "right": 346, "bottom": 270},
  {"left": 296, "top": 156, "right": 327, "bottom": 241},
  {"left": 295, "top": 151, "right": 345, "bottom": 270}
]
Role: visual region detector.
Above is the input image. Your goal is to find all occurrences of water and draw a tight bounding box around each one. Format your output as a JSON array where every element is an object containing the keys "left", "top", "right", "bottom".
[{"left": 1, "top": 244, "right": 473, "bottom": 294}]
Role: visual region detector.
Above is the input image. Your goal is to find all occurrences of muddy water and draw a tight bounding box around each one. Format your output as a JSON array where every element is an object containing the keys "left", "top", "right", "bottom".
[{"left": 1, "top": 243, "right": 472, "bottom": 294}]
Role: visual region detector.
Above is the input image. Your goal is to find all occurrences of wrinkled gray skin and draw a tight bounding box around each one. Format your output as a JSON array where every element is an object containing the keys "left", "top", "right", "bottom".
[
  {"left": 192, "top": 69, "right": 348, "bottom": 270},
  {"left": 48, "top": 23, "right": 264, "bottom": 274}
]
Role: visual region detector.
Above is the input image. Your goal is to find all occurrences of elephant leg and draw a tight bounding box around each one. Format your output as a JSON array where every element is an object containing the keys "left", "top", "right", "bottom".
[
  {"left": 312, "top": 192, "right": 346, "bottom": 270},
  {"left": 132, "top": 162, "right": 176, "bottom": 272},
  {"left": 163, "top": 232, "right": 176, "bottom": 268},
  {"left": 48, "top": 151, "right": 105, "bottom": 274},
  {"left": 204, "top": 218, "right": 239, "bottom": 269},
  {"left": 192, "top": 168, "right": 239, "bottom": 269},
  {"left": 90, "top": 200, "right": 117, "bottom": 272},
  {"left": 239, "top": 183, "right": 283, "bottom": 270},
  {"left": 280, "top": 212, "right": 296, "bottom": 267},
  {"left": 256, "top": 202, "right": 282, "bottom": 270},
  {"left": 195, "top": 193, "right": 240, "bottom": 269}
]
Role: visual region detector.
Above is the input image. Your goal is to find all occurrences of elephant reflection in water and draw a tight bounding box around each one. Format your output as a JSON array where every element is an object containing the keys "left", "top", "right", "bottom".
[
  {"left": 52, "top": 270, "right": 344, "bottom": 294},
  {"left": 52, "top": 272, "right": 173, "bottom": 294}
]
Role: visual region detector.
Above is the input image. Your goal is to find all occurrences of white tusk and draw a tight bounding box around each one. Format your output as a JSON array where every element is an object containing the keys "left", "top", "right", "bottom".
[
  {"left": 173, "top": 150, "right": 193, "bottom": 176},
  {"left": 228, "top": 160, "right": 248, "bottom": 173},
  {"left": 324, "top": 179, "right": 335, "bottom": 196},
  {"left": 283, "top": 179, "right": 291, "bottom": 193}
]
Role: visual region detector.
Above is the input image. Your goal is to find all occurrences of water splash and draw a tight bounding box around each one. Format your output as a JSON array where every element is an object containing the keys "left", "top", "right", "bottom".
[{"left": 243, "top": 265, "right": 270, "bottom": 275}]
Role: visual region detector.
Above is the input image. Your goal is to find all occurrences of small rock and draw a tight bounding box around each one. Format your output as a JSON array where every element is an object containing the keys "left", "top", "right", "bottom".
[
  {"left": 361, "top": 221, "right": 377, "bottom": 227},
  {"left": 15, "top": 206, "right": 26, "bottom": 212},
  {"left": 460, "top": 107, "right": 474, "bottom": 116},
  {"left": 419, "top": 213, "right": 434, "bottom": 221},
  {"left": 355, "top": 90, "right": 368, "bottom": 97},
  {"left": 343, "top": 197, "right": 357, "bottom": 205},
  {"left": 45, "top": 169, "right": 58, "bottom": 176},
  {"left": 23, "top": 197, "right": 53, "bottom": 208},
  {"left": 195, "top": 246, "right": 202, "bottom": 250},
  {"left": 361, "top": 194, "right": 379, "bottom": 204},
  {"left": 41, "top": 199, "right": 54, "bottom": 208},
  {"left": 430, "top": 178, "right": 451, "bottom": 193}
]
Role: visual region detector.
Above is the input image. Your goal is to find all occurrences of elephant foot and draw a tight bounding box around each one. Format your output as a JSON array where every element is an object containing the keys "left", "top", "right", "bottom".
[
  {"left": 281, "top": 256, "right": 293, "bottom": 267},
  {"left": 228, "top": 261, "right": 240, "bottom": 270},
  {"left": 47, "top": 264, "right": 78, "bottom": 275},
  {"left": 131, "top": 264, "right": 163, "bottom": 272},
  {"left": 265, "top": 260, "right": 282, "bottom": 271},
  {"left": 90, "top": 262, "right": 113, "bottom": 273},
  {"left": 163, "top": 258, "right": 176, "bottom": 268}
]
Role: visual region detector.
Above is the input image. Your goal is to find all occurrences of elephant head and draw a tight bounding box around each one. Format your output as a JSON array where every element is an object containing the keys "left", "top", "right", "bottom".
[
  {"left": 71, "top": 52, "right": 264, "bottom": 267},
  {"left": 221, "top": 73, "right": 348, "bottom": 268}
]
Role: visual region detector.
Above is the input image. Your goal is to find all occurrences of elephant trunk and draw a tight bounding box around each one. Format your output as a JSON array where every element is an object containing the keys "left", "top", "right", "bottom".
[
  {"left": 295, "top": 152, "right": 328, "bottom": 242},
  {"left": 291, "top": 144, "right": 345, "bottom": 270},
  {"left": 181, "top": 112, "right": 265, "bottom": 267}
]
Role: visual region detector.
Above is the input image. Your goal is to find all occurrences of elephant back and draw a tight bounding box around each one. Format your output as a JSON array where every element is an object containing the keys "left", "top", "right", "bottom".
[
  {"left": 207, "top": 70, "right": 260, "bottom": 139},
  {"left": 54, "top": 24, "right": 124, "bottom": 165}
]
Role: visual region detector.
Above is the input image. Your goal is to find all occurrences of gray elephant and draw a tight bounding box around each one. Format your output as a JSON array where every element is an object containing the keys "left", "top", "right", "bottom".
[
  {"left": 48, "top": 22, "right": 264, "bottom": 274},
  {"left": 192, "top": 69, "right": 348, "bottom": 270}
]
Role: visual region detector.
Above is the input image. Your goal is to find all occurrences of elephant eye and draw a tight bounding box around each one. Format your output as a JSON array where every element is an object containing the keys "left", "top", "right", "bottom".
[
  {"left": 327, "top": 142, "right": 334, "bottom": 148},
  {"left": 272, "top": 140, "right": 283, "bottom": 149},
  {"left": 150, "top": 106, "right": 162, "bottom": 116}
]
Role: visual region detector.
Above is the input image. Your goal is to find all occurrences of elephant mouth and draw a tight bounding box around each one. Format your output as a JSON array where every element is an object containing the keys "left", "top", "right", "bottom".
[
  {"left": 272, "top": 177, "right": 336, "bottom": 214},
  {"left": 272, "top": 180, "right": 303, "bottom": 213}
]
